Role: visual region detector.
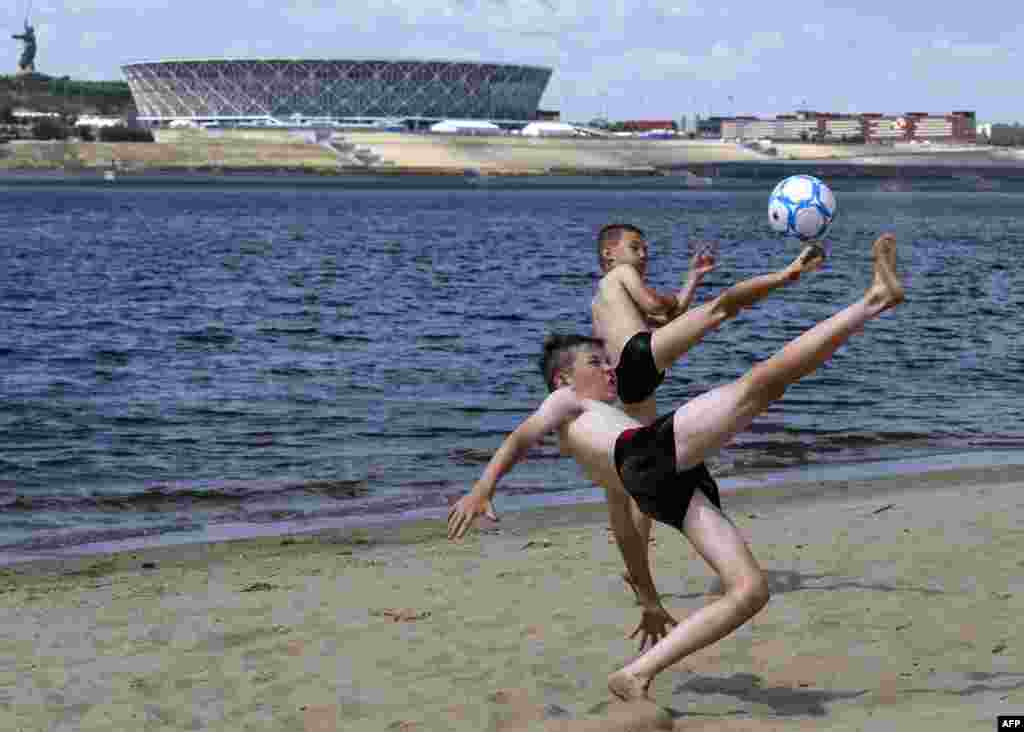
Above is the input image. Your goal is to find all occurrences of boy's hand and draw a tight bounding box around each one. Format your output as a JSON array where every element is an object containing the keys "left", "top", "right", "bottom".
[
  {"left": 447, "top": 491, "right": 498, "bottom": 540},
  {"left": 687, "top": 241, "right": 718, "bottom": 282},
  {"left": 629, "top": 604, "right": 678, "bottom": 652},
  {"left": 645, "top": 312, "right": 672, "bottom": 328}
]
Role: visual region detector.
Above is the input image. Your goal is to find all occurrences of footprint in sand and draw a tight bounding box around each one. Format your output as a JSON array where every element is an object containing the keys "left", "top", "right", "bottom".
[
  {"left": 490, "top": 688, "right": 673, "bottom": 732},
  {"left": 371, "top": 608, "right": 431, "bottom": 622}
]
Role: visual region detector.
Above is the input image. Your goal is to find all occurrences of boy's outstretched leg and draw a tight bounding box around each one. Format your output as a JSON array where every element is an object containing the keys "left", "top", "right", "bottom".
[
  {"left": 672, "top": 234, "right": 902, "bottom": 469},
  {"left": 736, "top": 234, "right": 903, "bottom": 396},
  {"left": 609, "top": 490, "right": 769, "bottom": 701},
  {"left": 609, "top": 234, "right": 904, "bottom": 699},
  {"left": 650, "top": 244, "right": 826, "bottom": 373}
]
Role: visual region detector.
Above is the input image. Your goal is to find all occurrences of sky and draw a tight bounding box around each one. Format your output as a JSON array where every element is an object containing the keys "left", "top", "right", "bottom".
[{"left": 3, "top": 1, "right": 1021, "bottom": 123}]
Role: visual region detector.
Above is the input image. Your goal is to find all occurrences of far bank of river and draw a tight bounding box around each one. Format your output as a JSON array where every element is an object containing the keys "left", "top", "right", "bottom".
[{"left": 2, "top": 134, "right": 1023, "bottom": 186}]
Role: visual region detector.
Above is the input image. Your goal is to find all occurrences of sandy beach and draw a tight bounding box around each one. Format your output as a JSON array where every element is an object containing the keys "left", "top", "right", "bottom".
[{"left": 1, "top": 463, "right": 1022, "bottom": 731}]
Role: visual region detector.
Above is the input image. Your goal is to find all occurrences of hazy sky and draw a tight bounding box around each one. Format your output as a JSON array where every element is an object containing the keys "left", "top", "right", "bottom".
[{"left": 4, "top": 1, "right": 1020, "bottom": 123}]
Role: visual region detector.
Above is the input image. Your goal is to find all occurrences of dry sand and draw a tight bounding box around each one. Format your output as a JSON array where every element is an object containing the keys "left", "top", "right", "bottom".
[{"left": 1, "top": 464, "right": 1022, "bottom": 731}]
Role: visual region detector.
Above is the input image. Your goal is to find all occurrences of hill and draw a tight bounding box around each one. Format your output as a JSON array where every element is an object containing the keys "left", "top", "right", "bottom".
[{"left": 0, "top": 74, "right": 135, "bottom": 117}]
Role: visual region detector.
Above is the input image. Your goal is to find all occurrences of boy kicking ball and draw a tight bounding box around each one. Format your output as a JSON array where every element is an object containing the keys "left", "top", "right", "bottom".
[
  {"left": 448, "top": 233, "right": 904, "bottom": 702},
  {"left": 592, "top": 224, "right": 825, "bottom": 600}
]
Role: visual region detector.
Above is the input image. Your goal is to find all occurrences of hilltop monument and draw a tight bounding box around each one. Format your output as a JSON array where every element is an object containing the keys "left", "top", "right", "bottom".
[{"left": 12, "top": 20, "right": 37, "bottom": 74}]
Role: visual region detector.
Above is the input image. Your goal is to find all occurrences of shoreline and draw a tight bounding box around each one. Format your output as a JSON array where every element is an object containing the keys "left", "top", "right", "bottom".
[
  {"left": 2, "top": 163, "right": 1024, "bottom": 192},
  {"left": 3, "top": 136, "right": 1024, "bottom": 182},
  {"left": 1, "top": 460, "right": 1021, "bottom": 730},
  {"left": 3, "top": 458, "right": 1022, "bottom": 573}
]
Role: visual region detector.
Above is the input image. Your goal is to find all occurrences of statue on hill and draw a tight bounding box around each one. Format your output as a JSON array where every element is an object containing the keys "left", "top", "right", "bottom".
[{"left": 12, "top": 21, "right": 36, "bottom": 74}]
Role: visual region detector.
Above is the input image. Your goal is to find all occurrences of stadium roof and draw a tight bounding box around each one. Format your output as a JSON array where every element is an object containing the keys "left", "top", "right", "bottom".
[{"left": 122, "top": 58, "right": 552, "bottom": 72}]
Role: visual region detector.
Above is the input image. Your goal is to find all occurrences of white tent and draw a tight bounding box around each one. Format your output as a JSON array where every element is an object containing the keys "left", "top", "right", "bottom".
[
  {"left": 520, "top": 121, "right": 579, "bottom": 138},
  {"left": 77, "top": 115, "right": 127, "bottom": 128},
  {"left": 430, "top": 119, "right": 502, "bottom": 135}
]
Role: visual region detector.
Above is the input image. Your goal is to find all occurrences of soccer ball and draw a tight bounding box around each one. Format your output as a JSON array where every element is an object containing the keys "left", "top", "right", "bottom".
[{"left": 768, "top": 175, "right": 837, "bottom": 241}]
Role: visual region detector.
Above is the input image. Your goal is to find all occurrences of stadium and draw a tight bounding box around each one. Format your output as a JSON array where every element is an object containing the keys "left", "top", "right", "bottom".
[{"left": 121, "top": 59, "right": 552, "bottom": 128}]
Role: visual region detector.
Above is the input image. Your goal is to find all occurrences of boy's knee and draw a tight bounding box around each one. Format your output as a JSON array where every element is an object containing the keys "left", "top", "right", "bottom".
[
  {"left": 732, "top": 572, "right": 770, "bottom": 616},
  {"left": 742, "top": 364, "right": 787, "bottom": 404},
  {"left": 709, "top": 295, "right": 739, "bottom": 322}
]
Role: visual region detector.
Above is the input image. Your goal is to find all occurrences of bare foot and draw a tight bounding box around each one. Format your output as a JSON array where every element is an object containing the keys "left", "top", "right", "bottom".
[
  {"left": 867, "top": 233, "right": 905, "bottom": 311},
  {"left": 784, "top": 243, "right": 827, "bottom": 281},
  {"left": 608, "top": 669, "right": 651, "bottom": 702}
]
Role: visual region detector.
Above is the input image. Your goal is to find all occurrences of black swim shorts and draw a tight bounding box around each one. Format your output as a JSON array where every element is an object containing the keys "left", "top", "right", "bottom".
[
  {"left": 613, "top": 411, "right": 722, "bottom": 532},
  {"left": 614, "top": 331, "right": 665, "bottom": 404}
]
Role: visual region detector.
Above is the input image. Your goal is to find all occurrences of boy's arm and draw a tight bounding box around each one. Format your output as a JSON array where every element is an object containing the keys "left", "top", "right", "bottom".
[
  {"left": 669, "top": 272, "right": 703, "bottom": 319},
  {"left": 606, "top": 484, "right": 678, "bottom": 649},
  {"left": 614, "top": 265, "right": 681, "bottom": 316},
  {"left": 665, "top": 245, "right": 717, "bottom": 320},
  {"left": 447, "top": 388, "right": 582, "bottom": 540},
  {"left": 605, "top": 483, "right": 660, "bottom": 607}
]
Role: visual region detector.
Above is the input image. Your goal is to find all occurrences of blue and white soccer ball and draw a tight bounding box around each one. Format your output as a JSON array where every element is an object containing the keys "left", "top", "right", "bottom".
[{"left": 768, "top": 175, "right": 837, "bottom": 241}]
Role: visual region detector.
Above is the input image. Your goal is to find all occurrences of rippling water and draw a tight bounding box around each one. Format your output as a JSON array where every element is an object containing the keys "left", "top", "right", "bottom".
[{"left": 1, "top": 177, "right": 1022, "bottom": 555}]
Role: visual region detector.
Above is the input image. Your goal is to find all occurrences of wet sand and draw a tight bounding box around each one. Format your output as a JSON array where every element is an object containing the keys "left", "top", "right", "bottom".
[{"left": 1, "top": 463, "right": 1022, "bottom": 730}]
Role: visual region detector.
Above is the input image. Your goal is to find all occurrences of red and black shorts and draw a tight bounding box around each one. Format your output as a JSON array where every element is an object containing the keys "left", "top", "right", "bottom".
[{"left": 613, "top": 411, "right": 722, "bottom": 532}]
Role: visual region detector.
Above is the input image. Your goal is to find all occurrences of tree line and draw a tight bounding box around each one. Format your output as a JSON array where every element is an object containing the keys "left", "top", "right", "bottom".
[{"left": 1, "top": 108, "right": 153, "bottom": 142}]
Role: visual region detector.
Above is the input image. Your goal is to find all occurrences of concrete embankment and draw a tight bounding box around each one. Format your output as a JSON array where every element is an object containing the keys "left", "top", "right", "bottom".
[{"left": 1, "top": 127, "right": 1021, "bottom": 176}]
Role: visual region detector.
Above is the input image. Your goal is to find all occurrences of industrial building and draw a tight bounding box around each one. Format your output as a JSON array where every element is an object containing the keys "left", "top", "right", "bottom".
[
  {"left": 121, "top": 59, "right": 552, "bottom": 128},
  {"left": 620, "top": 119, "right": 678, "bottom": 132},
  {"left": 983, "top": 124, "right": 1024, "bottom": 147},
  {"left": 719, "top": 111, "right": 977, "bottom": 144}
]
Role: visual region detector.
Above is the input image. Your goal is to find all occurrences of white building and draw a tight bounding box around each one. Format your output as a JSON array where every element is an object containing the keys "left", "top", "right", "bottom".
[
  {"left": 429, "top": 119, "right": 503, "bottom": 135},
  {"left": 75, "top": 115, "right": 125, "bottom": 128},
  {"left": 11, "top": 108, "right": 61, "bottom": 120},
  {"left": 520, "top": 121, "right": 579, "bottom": 137}
]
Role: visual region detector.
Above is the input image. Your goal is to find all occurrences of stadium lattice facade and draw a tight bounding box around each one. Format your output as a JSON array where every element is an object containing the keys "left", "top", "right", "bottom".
[{"left": 121, "top": 59, "right": 552, "bottom": 126}]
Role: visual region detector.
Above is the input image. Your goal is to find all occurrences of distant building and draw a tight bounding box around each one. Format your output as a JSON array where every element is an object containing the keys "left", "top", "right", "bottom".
[
  {"left": 989, "top": 124, "right": 1024, "bottom": 146},
  {"left": 520, "top": 121, "right": 578, "bottom": 137},
  {"left": 75, "top": 114, "right": 124, "bottom": 129},
  {"left": 720, "top": 110, "right": 977, "bottom": 144},
  {"left": 11, "top": 107, "right": 61, "bottom": 120},
  {"left": 429, "top": 119, "right": 502, "bottom": 135},
  {"left": 620, "top": 119, "right": 677, "bottom": 132},
  {"left": 124, "top": 59, "right": 551, "bottom": 127},
  {"left": 696, "top": 116, "right": 724, "bottom": 137}
]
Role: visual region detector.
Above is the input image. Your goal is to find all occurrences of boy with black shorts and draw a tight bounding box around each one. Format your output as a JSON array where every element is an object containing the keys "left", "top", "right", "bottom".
[
  {"left": 449, "top": 233, "right": 904, "bottom": 702},
  {"left": 592, "top": 223, "right": 825, "bottom": 596}
]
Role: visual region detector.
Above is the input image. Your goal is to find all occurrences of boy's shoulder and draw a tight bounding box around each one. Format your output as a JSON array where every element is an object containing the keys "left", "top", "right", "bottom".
[
  {"left": 544, "top": 386, "right": 600, "bottom": 413},
  {"left": 545, "top": 385, "right": 583, "bottom": 407},
  {"left": 597, "top": 263, "right": 640, "bottom": 287}
]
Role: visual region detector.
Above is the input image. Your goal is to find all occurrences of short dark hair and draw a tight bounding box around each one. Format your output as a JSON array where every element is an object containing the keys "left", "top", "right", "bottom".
[
  {"left": 597, "top": 223, "right": 646, "bottom": 270},
  {"left": 539, "top": 334, "right": 604, "bottom": 392}
]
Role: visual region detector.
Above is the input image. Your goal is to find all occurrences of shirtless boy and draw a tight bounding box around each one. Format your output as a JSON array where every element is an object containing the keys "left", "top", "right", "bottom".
[
  {"left": 592, "top": 224, "right": 825, "bottom": 596},
  {"left": 593, "top": 223, "right": 825, "bottom": 424},
  {"left": 449, "top": 233, "right": 904, "bottom": 702}
]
